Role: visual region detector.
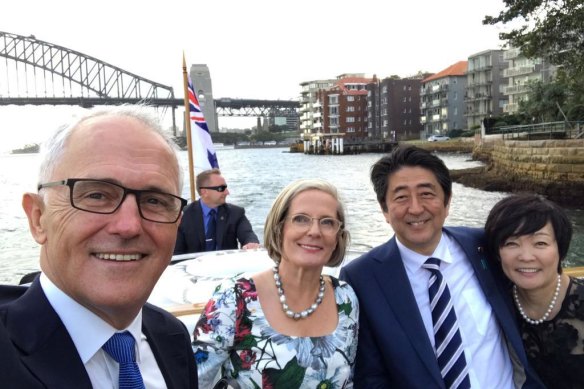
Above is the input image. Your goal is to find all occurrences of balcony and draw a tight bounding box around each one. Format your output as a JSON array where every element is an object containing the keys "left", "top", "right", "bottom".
[
  {"left": 504, "top": 48, "right": 521, "bottom": 60},
  {"left": 503, "top": 65, "right": 536, "bottom": 77},
  {"left": 503, "top": 103, "right": 519, "bottom": 113},
  {"left": 504, "top": 84, "right": 530, "bottom": 94}
]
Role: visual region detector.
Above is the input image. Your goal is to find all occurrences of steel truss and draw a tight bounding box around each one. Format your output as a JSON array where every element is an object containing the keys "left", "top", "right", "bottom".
[{"left": 0, "top": 31, "right": 174, "bottom": 101}]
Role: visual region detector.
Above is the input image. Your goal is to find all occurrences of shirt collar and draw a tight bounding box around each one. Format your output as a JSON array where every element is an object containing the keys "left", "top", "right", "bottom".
[
  {"left": 199, "top": 200, "right": 216, "bottom": 216},
  {"left": 40, "top": 273, "right": 143, "bottom": 363},
  {"left": 398, "top": 231, "right": 454, "bottom": 274}
]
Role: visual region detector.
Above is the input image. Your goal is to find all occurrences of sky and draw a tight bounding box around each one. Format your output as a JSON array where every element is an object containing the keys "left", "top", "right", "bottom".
[{"left": 1, "top": 0, "right": 511, "bottom": 151}]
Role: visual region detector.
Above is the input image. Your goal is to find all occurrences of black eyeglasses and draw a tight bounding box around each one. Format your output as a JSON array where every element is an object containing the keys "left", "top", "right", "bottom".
[
  {"left": 200, "top": 185, "right": 228, "bottom": 192},
  {"left": 37, "top": 178, "right": 187, "bottom": 223}
]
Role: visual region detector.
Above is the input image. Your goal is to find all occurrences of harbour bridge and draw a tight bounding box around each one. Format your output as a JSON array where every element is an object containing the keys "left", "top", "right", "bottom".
[{"left": 0, "top": 31, "right": 299, "bottom": 131}]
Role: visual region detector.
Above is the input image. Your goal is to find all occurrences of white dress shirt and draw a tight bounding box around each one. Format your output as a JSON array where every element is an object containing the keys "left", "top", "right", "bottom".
[
  {"left": 398, "top": 232, "right": 514, "bottom": 389},
  {"left": 40, "top": 274, "right": 167, "bottom": 389}
]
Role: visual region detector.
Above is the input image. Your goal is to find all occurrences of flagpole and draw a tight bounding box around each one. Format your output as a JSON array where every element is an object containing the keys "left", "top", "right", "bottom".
[{"left": 182, "top": 52, "right": 196, "bottom": 201}]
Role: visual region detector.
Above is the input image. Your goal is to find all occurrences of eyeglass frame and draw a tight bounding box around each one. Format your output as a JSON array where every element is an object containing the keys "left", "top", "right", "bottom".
[
  {"left": 284, "top": 213, "right": 343, "bottom": 235},
  {"left": 37, "top": 178, "right": 188, "bottom": 224},
  {"left": 199, "top": 185, "right": 228, "bottom": 192}
]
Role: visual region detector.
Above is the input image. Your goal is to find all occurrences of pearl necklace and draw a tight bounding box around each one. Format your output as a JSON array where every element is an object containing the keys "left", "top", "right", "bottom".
[
  {"left": 513, "top": 274, "right": 561, "bottom": 325},
  {"left": 273, "top": 266, "right": 325, "bottom": 320}
]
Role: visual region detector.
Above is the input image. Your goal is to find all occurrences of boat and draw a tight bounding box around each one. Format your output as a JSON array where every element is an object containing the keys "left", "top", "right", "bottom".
[
  {"left": 11, "top": 143, "right": 39, "bottom": 154},
  {"left": 150, "top": 249, "right": 584, "bottom": 331},
  {"left": 212, "top": 143, "right": 234, "bottom": 150},
  {"left": 148, "top": 248, "right": 364, "bottom": 331}
]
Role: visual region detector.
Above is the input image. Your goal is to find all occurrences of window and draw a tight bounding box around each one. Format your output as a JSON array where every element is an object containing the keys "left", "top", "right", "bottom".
[
  {"left": 329, "top": 95, "right": 338, "bottom": 104},
  {"left": 347, "top": 127, "right": 355, "bottom": 133},
  {"left": 347, "top": 96, "right": 355, "bottom": 102},
  {"left": 382, "top": 86, "right": 387, "bottom": 93},
  {"left": 346, "top": 117, "right": 355, "bottom": 123},
  {"left": 347, "top": 106, "right": 355, "bottom": 112}
]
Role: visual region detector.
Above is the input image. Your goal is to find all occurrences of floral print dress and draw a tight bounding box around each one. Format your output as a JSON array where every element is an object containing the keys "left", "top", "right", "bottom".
[{"left": 192, "top": 276, "right": 359, "bottom": 389}]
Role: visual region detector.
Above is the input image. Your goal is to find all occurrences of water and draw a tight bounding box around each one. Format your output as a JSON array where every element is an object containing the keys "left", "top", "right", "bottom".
[{"left": 1, "top": 148, "right": 583, "bottom": 284}]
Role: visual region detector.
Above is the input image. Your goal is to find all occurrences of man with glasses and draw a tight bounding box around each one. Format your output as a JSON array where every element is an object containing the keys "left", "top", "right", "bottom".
[
  {"left": 0, "top": 106, "right": 198, "bottom": 388},
  {"left": 174, "top": 168, "right": 260, "bottom": 255}
]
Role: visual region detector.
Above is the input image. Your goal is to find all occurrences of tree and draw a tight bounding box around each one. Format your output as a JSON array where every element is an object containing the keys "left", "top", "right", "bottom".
[
  {"left": 484, "top": 1, "right": 584, "bottom": 121},
  {"left": 483, "top": 1, "right": 584, "bottom": 78}
]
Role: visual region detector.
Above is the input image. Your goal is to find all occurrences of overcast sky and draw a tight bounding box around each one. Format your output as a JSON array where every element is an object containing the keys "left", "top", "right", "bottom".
[{"left": 1, "top": 0, "right": 510, "bottom": 150}]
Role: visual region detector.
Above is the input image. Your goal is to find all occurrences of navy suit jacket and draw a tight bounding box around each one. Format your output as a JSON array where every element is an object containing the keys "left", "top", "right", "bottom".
[
  {"left": 0, "top": 280, "right": 198, "bottom": 389},
  {"left": 340, "top": 227, "right": 544, "bottom": 389},
  {"left": 174, "top": 200, "right": 259, "bottom": 255}
]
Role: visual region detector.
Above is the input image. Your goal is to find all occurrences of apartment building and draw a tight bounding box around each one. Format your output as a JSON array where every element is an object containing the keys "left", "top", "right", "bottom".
[
  {"left": 420, "top": 61, "right": 467, "bottom": 137},
  {"left": 319, "top": 75, "right": 371, "bottom": 141},
  {"left": 299, "top": 79, "right": 336, "bottom": 139},
  {"left": 503, "top": 47, "right": 555, "bottom": 114},
  {"left": 465, "top": 50, "right": 508, "bottom": 129},
  {"left": 367, "top": 76, "right": 424, "bottom": 141}
]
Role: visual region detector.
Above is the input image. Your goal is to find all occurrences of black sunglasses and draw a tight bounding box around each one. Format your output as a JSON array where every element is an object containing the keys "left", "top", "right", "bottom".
[{"left": 200, "top": 185, "right": 228, "bottom": 192}]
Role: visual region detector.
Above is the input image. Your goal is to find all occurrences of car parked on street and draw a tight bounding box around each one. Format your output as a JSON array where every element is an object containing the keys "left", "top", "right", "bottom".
[{"left": 428, "top": 135, "right": 450, "bottom": 142}]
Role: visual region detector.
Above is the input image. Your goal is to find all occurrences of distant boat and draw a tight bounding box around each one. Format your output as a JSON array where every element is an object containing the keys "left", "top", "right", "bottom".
[
  {"left": 11, "top": 143, "right": 39, "bottom": 154},
  {"left": 213, "top": 143, "right": 234, "bottom": 150}
]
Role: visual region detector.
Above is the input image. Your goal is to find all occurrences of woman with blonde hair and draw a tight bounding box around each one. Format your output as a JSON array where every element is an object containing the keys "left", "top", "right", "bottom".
[{"left": 193, "top": 178, "right": 359, "bottom": 388}]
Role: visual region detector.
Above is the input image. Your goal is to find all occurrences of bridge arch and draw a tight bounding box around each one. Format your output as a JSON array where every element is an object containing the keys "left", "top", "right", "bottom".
[{"left": 0, "top": 31, "right": 174, "bottom": 103}]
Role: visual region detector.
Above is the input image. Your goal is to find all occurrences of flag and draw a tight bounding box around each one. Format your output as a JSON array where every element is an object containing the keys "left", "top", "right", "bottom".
[{"left": 187, "top": 75, "right": 219, "bottom": 171}]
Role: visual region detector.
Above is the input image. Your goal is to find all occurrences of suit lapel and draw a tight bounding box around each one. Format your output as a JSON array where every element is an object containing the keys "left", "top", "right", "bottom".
[
  {"left": 194, "top": 201, "right": 207, "bottom": 249},
  {"left": 5, "top": 281, "right": 92, "bottom": 388},
  {"left": 143, "top": 305, "right": 193, "bottom": 389},
  {"left": 372, "top": 239, "right": 445, "bottom": 387},
  {"left": 446, "top": 228, "right": 529, "bottom": 369}
]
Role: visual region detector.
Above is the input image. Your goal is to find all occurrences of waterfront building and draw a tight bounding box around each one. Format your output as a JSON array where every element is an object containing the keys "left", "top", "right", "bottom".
[
  {"left": 502, "top": 47, "right": 555, "bottom": 114},
  {"left": 299, "top": 78, "right": 336, "bottom": 139},
  {"left": 367, "top": 75, "right": 424, "bottom": 141},
  {"left": 465, "top": 50, "right": 508, "bottom": 130},
  {"left": 318, "top": 74, "right": 371, "bottom": 145},
  {"left": 190, "top": 64, "right": 219, "bottom": 133},
  {"left": 420, "top": 61, "right": 467, "bottom": 138}
]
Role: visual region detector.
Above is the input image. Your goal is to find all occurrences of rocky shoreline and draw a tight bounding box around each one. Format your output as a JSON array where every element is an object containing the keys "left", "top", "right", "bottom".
[
  {"left": 404, "top": 139, "right": 583, "bottom": 208},
  {"left": 449, "top": 162, "right": 584, "bottom": 208}
]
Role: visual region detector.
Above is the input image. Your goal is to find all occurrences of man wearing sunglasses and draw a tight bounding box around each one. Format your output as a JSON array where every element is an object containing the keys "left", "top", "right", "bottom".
[
  {"left": 0, "top": 106, "right": 198, "bottom": 388},
  {"left": 174, "top": 168, "right": 260, "bottom": 255}
]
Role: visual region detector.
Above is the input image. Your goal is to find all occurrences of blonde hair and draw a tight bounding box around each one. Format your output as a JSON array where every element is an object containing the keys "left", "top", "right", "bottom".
[{"left": 263, "top": 179, "right": 350, "bottom": 267}]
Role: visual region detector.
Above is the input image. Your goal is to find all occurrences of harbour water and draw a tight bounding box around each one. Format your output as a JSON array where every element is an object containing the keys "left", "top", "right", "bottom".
[{"left": 1, "top": 148, "right": 583, "bottom": 284}]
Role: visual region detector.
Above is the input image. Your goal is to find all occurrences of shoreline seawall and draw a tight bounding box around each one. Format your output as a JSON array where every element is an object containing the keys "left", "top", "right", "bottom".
[{"left": 417, "top": 138, "right": 584, "bottom": 208}]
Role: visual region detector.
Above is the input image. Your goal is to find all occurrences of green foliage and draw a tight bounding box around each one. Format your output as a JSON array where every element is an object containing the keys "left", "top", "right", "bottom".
[
  {"left": 484, "top": 0, "right": 584, "bottom": 122},
  {"left": 483, "top": 0, "right": 584, "bottom": 78},
  {"left": 211, "top": 132, "right": 250, "bottom": 145}
]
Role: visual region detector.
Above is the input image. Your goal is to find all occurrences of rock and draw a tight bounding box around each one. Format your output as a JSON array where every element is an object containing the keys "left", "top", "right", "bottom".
[{"left": 450, "top": 166, "right": 584, "bottom": 208}]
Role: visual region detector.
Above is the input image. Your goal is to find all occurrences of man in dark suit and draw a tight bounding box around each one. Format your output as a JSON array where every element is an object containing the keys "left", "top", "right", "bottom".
[
  {"left": 0, "top": 106, "right": 198, "bottom": 388},
  {"left": 174, "top": 168, "right": 260, "bottom": 255},
  {"left": 340, "top": 146, "right": 543, "bottom": 388}
]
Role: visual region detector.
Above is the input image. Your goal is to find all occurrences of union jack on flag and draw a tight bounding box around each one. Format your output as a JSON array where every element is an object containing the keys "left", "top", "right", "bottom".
[{"left": 187, "top": 76, "right": 219, "bottom": 170}]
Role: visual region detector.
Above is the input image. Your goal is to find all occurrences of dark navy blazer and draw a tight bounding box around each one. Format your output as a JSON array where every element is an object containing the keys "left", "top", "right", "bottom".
[
  {"left": 340, "top": 226, "right": 544, "bottom": 389},
  {"left": 174, "top": 199, "right": 259, "bottom": 255},
  {"left": 0, "top": 280, "right": 198, "bottom": 389}
]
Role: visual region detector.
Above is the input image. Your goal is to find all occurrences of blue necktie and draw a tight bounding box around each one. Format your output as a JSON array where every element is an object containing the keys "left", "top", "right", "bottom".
[
  {"left": 102, "top": 331, "right": 146, "bottom": 389},
  {"left": 423, "top": 258, "right": 470, "bottom": 389},
  {"left": 205, "top": 209, "right": 217, "bottom": 251}
]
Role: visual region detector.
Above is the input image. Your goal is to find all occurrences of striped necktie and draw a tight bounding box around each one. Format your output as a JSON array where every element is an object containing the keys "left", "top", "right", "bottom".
[
  {"left": 102, "top": 331, "right": 146, "bottom": 389},
  {"left": 422, "top": 257, "right": 470, "bottom": 389}
]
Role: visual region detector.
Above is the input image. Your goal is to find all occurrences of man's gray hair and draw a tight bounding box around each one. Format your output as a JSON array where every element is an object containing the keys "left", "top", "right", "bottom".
[{"left": 38, "top": 105, "right": 184, "bottom": 192}]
